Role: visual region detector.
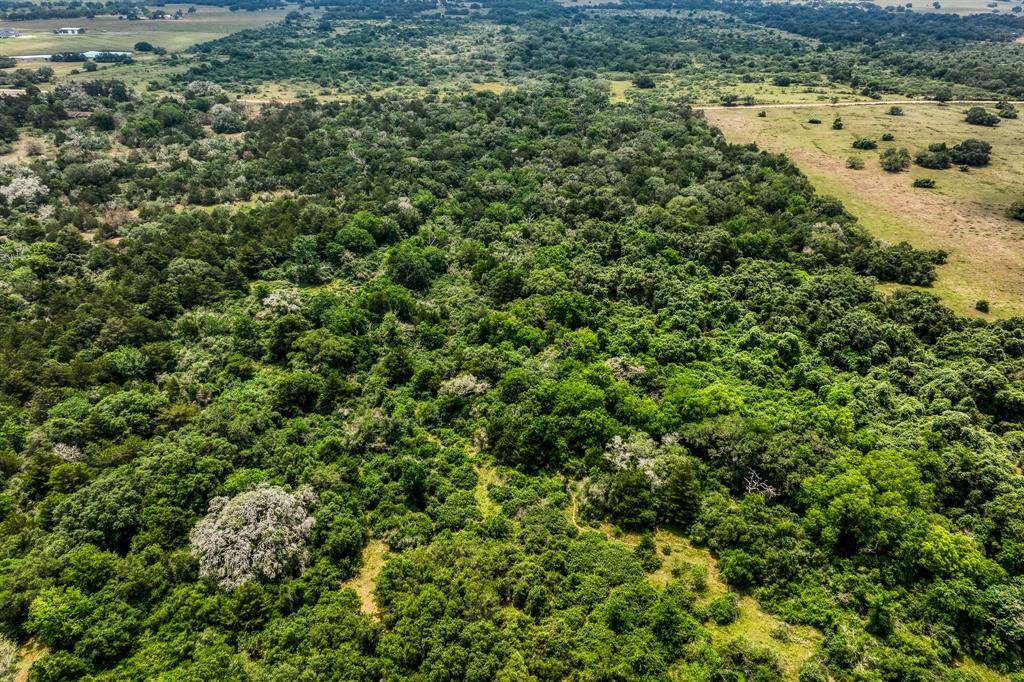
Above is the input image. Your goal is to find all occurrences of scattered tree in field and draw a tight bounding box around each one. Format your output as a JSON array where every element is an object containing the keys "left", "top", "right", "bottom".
[
  {"left": 951, "top": 138, "right": 991, "bottom": 166},
  {"left": 190, "top": 486, "right": 316, "bottom": 590},
  {"left": 832, "top": 116, "right": 844, "bottom": 129},
  {"left": 632, "top": 75, "right": 655, "bottom": 89},
  {"left": 965, "top": 106, "right": 1000, "bottom": 126},
  {"left": 846, "top": 156, "right": 865, "bottom": 169},
  {"left": 912, "top": 177, "right": 936, "bottom": 188},
  {"left": 915, "top": 142, "right": 951, "bottom": 169},
  {"left": 976, "top": 299, "right": 990, "bottom": 313},
  {"left": 881, "top": 132, "right": 895, "bottom": 141},
  {"left": 852, "top": 137, "right": 877, "bottom": 150},
  {"left": 880, "top": 146, "right": 911, "bottom": 171},
  {"left": 888, "top": 106, "right": 904, "bottom": 115}
]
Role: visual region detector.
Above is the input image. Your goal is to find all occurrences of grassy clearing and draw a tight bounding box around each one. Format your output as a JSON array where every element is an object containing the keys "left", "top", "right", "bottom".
[
  {"left": 958, "top": 657, "right": 1014, "bottom": 681},
  {"left": 609, "top": 79, "right": 633, "bottom": 103},
  {"left": 474, "top": 464, "right": 502, "bottom": 517},
  {"left": 687, "top": 80, "right": 861, "bottom": 106},
  {"left": 342, "top": 539, "right": 388, "bottom": 616},
  {"left": 565, "top": 491, "right": 821, "bottom": 681},
  {"left": 469, "top": 81, "right": 508, "bottom": 95},
  {"left": 0, "top": 5, "right": 290, "bottom": 56},
  {"left": 608, "top": 73, "right": 867, "bottom": 107},
  {"left": 705, "top": 102, "right": 1024, "bottom": 317},
  {"left": 14, "top": 640, "right": 46, "bottom": 682}
]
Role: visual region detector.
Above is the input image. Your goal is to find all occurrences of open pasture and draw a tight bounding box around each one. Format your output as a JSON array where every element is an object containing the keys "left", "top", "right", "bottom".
[
  {"left": 705, "top": 102, "right": 1024, "bottom": 317},
  {"left": 0, "top": 4, "right": 289, "bottom": 56}
]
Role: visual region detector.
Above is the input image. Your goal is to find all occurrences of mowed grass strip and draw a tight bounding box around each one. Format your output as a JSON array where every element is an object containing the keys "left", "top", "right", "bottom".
[{"left": 705, "top": 103, "right": 1024, "bottom": 318}]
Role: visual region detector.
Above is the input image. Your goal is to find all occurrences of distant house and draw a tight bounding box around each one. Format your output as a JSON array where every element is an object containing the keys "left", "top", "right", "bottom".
[
  {"left": 55, "top": 27, "right": 86, "bottom": 35},
  {"left": 0, "top": 28, "right": 22, "bottom": 39}
]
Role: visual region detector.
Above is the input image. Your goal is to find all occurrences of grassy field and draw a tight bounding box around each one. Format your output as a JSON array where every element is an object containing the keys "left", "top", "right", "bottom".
[
  {"left": 768, "top": 0, "right": 1023, "bottom": 15},
  {"left": 705, "top": 102, "right": 1024, "bottom": 318},
  {"left": 0, "top": 4, "right": 290, "bottom": 56}
]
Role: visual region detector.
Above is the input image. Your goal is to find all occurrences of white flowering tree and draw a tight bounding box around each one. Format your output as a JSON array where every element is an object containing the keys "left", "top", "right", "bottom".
[
  {"left": 189, "top": 486, "right": 316, "bottom": 590},
  {"left": 0, "top": 634, "right": 15, "bottom": 681},
  {"left": 0, "top": 173, "right": 47, "bottom": 206}
]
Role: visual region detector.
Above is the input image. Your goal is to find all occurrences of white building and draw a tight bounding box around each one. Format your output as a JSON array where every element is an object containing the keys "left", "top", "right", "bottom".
[{"left": 55, "top": 27, "right": 86, "bottom": 35}]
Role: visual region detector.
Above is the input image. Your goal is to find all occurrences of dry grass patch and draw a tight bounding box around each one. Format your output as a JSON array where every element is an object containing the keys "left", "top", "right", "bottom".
[
  {"left": 14, "top": 641, "right": 46, "bottom": 682},
  {"left": 342, "top": 539, "right": 388, "bottom": 616},
  {"left": 609, "top": 79, "right": 633, "bottom": 104}
]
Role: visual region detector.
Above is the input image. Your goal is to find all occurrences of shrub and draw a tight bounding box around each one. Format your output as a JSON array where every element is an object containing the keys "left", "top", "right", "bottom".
[
  {"left": 997, "top": 101, "right": 1018, "bottom": 118},
  {"left": 881, "top": 132, "right": 895, "bottom": 141},
  {"left": 832, "top": 117, "right": 844, "bottom": 130},
  {"left": 888, "top": 106, "right": 904, "bottom": 116},
  {"left": 852, "top": 138, "right": 877, "bottom": 150},
  {"left": 880, "top": 147, "right": 911, "bottom": 172},
  {"left": 912, "top": 178, "right": 936, "bottom": 188},
  {"left": 757, "top": 110, "right": 766, "bottom": 118},
  {"left": 915, "top": 147, "right": 951, "bottom": 169},
  {"left": 706, "top": 593, "right": 741, "bottom": 625},
  {"left": 950, "top": 138, "right": 991, "bottom": 167},
  {"left": 965, "top": 106, "right": 1000, "bottom": 126},
  {"left": 1008, "top": 199, "right": 1024, "bottom": 221},
  {"left": 632, "top": 75, "right": 655, "bottom": 89},
  {"left": 846, "top": 156, "right": 864, "bottom": 170},
  {"left": 976, "top": 299, "right": 990, "bottom": 313},
  {"left": 808, "top": 118, "right": 822, "bottom": 124}
]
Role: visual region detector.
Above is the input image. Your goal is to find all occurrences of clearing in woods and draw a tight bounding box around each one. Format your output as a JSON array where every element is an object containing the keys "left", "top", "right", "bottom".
[{"left": 705, "top": 102, "right": 1024, "bottom": 318}]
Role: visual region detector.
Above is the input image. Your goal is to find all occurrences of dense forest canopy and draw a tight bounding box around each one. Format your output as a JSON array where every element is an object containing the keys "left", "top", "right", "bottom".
[
  {"left": 1, "top": 0, "right": 1024, "bottom": 680},
  {"left": 175, "top": 0, "right": 1024, "bottom": 100}
]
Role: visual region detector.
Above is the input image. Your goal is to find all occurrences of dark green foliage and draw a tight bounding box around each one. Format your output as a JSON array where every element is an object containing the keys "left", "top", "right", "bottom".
[
  {"left": 880, "top": 146, "right": 911, "bottom": 172},
  {"left": 950, "top": 139, "right": 992, "bottom": 167},
  {"left": 0, "top": 9, "right": 1020, "bottom": 677},
  {"left": 706, "top": 593, "right": 741, "bottom": 625},
  {"left": 965, "top": 106, "right": 1000, "bottom": 126}
]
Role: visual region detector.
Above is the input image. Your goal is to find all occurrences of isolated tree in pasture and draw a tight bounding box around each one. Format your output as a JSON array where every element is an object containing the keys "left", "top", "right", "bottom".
[
  {"left": 880, "top": 146, "right": 911, "bottom": 172},
  {"left": 965, "top": 106, "right": 1000, "bottom": 126},
  {"left": 950, "top": 138, "right": 991, "bottom": 166}
]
